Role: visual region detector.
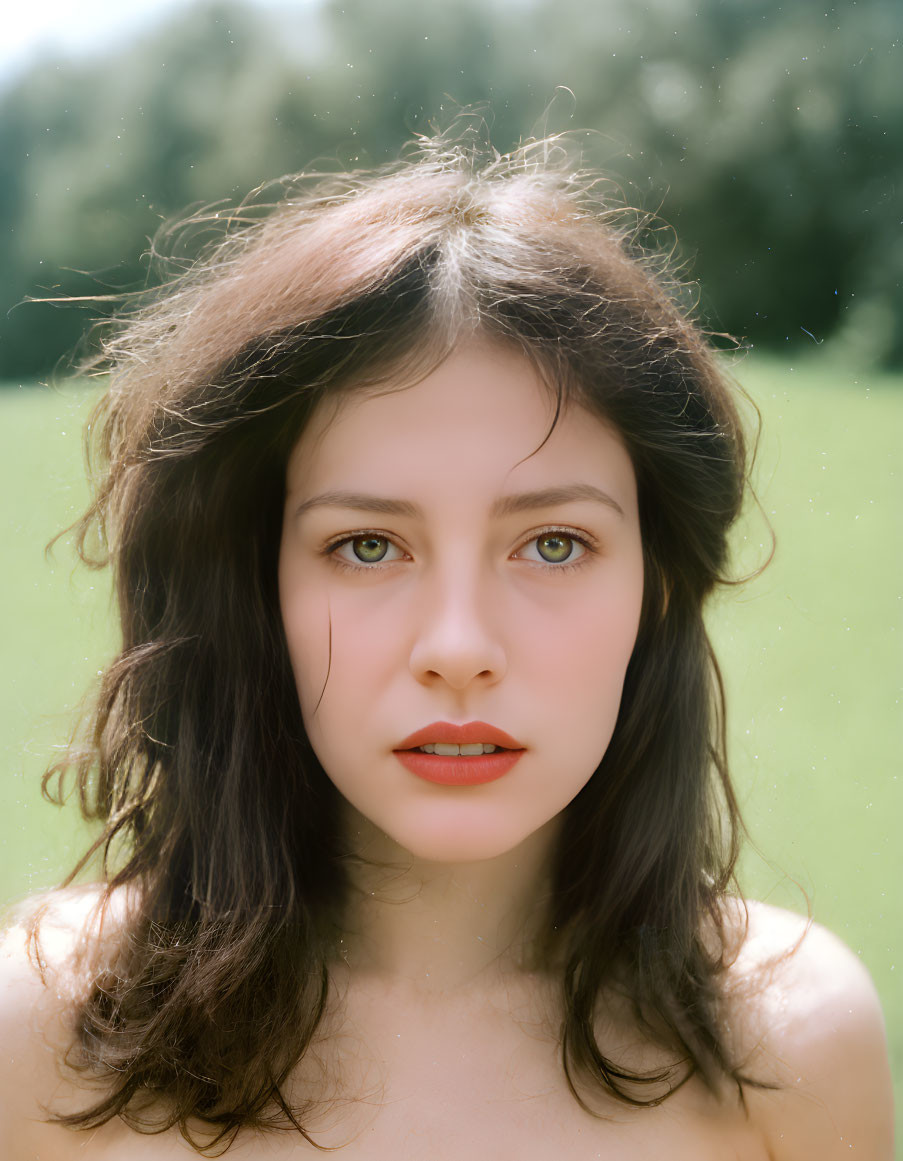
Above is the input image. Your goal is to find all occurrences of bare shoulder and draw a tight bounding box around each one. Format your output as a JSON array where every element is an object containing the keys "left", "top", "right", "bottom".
[
  {"left": 722, "top": 898, "right": 894, "bottom": 1160},
  {"left": 0, "top": 884, "right": 123, "bottom": 1154}
]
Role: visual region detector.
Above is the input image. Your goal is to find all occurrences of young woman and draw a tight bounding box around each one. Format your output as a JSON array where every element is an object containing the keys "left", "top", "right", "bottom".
[{"left": 0, "top": 138, "right": 893, "bottom": 1159}]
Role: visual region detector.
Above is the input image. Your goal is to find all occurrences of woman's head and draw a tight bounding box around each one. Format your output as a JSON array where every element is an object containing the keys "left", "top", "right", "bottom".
[{"left": 71, "top": 140, "right": 745, "bottom": 896}]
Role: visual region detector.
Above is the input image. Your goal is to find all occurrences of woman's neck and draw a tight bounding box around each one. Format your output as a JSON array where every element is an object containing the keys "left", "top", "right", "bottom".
[{"left": 334, "top": 809, "right": 560, "bottom": 995}]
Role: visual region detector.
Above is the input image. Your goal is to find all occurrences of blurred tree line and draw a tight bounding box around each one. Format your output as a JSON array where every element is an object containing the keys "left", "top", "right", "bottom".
[{"left": 1, "top": 0, "right": 900, "bottom": 381}]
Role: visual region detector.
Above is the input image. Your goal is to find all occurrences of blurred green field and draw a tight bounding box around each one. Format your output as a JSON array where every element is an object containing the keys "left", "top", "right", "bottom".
[{"left": 1, "top": 356, "right": 900, "bottom": 1133}]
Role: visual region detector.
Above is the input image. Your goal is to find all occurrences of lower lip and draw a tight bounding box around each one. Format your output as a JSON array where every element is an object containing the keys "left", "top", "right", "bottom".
[{"left": 394, "top": 749, "right": 524, "bottom": 786}]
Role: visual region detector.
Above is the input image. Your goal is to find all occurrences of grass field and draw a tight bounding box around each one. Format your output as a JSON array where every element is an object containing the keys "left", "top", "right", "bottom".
[{"left": 1, "top": 355, "right": 900, "bottom": 1139}]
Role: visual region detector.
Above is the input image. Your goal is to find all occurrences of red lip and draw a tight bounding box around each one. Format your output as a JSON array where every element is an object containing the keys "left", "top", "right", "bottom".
[{"left": 394, "top": 721, "right": 525, "bottom": 752}]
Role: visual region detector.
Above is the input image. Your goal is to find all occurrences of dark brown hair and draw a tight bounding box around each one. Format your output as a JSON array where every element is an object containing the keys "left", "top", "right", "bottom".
[{"left": 40, "top": 135, "right": 753, "bottom": 1151}]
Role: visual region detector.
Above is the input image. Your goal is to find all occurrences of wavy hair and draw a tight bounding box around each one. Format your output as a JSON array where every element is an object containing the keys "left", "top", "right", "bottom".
[{"left": 39, "top": 135, "right": 753, "bottom": 1151}]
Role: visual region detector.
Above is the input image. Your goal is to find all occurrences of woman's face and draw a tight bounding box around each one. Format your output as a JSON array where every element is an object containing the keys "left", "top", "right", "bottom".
[{"left": 279, "top": 340, "right": 644, "bottom": 862}]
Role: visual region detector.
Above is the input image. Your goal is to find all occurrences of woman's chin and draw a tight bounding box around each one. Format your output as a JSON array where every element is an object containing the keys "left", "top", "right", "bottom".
[
  {"left": 373, "top": 809, "right": 559, "bottom": 868},
  {"left": 396, "top": 833, "right": 525, "bottom": 865}
]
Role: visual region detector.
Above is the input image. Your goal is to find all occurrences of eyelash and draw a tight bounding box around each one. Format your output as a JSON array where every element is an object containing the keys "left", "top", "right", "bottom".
[{"left": 321, "top": 526, "right": 598, "bottom": 574}]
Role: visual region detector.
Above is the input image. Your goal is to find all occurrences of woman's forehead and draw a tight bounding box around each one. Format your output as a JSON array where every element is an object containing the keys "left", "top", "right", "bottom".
[{"left": 284, "top": 340, "right": 637, "bottom": 518}]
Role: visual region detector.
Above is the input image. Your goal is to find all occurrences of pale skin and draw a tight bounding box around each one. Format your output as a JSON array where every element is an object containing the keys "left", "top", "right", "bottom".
[{"left": 0, "top": 340, "right": 894, "bottom": 1158}]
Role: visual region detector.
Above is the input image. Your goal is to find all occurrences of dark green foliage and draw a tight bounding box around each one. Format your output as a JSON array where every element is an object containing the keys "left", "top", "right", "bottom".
[{"left": 1, "top": 0, "right": 900, "bottom": 380}]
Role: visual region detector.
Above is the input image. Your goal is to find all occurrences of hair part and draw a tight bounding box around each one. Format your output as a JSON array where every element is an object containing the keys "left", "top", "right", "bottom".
[{"left": 40, "top": 132, "right": 757, "bottom": 1152}]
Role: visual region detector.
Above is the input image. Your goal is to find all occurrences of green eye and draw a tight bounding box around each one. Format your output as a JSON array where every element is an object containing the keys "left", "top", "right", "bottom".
[
  {"left": 329, "top": 533, "right": 405, "bottom": 568},
  {"left": 536, "top": 533, "right": 575, "bottom": 563},
  {"left": 352, "top": 535, "right": 390, "bottom": 562}
]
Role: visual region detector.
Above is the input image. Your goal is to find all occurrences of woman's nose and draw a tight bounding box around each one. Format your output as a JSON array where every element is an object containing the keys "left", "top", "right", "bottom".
[{"left": 407, "top": 568, "right": 507, "bottom": 691}]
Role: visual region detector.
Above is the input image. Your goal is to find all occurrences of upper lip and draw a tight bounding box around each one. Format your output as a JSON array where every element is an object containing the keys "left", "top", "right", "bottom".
[{"left": 395, "top": 721, "right": 525, "bottom": 751}]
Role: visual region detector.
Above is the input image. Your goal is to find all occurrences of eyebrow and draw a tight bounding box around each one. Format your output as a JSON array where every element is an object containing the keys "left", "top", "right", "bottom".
[{"left": 293, "top": 483, "right": 624, "bottom": 520}]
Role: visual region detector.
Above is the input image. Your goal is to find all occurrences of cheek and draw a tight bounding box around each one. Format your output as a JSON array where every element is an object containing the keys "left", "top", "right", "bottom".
[
  {"left": 535, "top": 574, "right": 643, "bottom": 751},
  {"left": 279, "top": 578, "right": 396, "bottom": 742}
]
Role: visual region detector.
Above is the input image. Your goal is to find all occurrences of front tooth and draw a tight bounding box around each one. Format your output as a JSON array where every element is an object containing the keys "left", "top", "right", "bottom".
[{"left": 418, "top": 742, "right": 501, "bottom": 755}]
